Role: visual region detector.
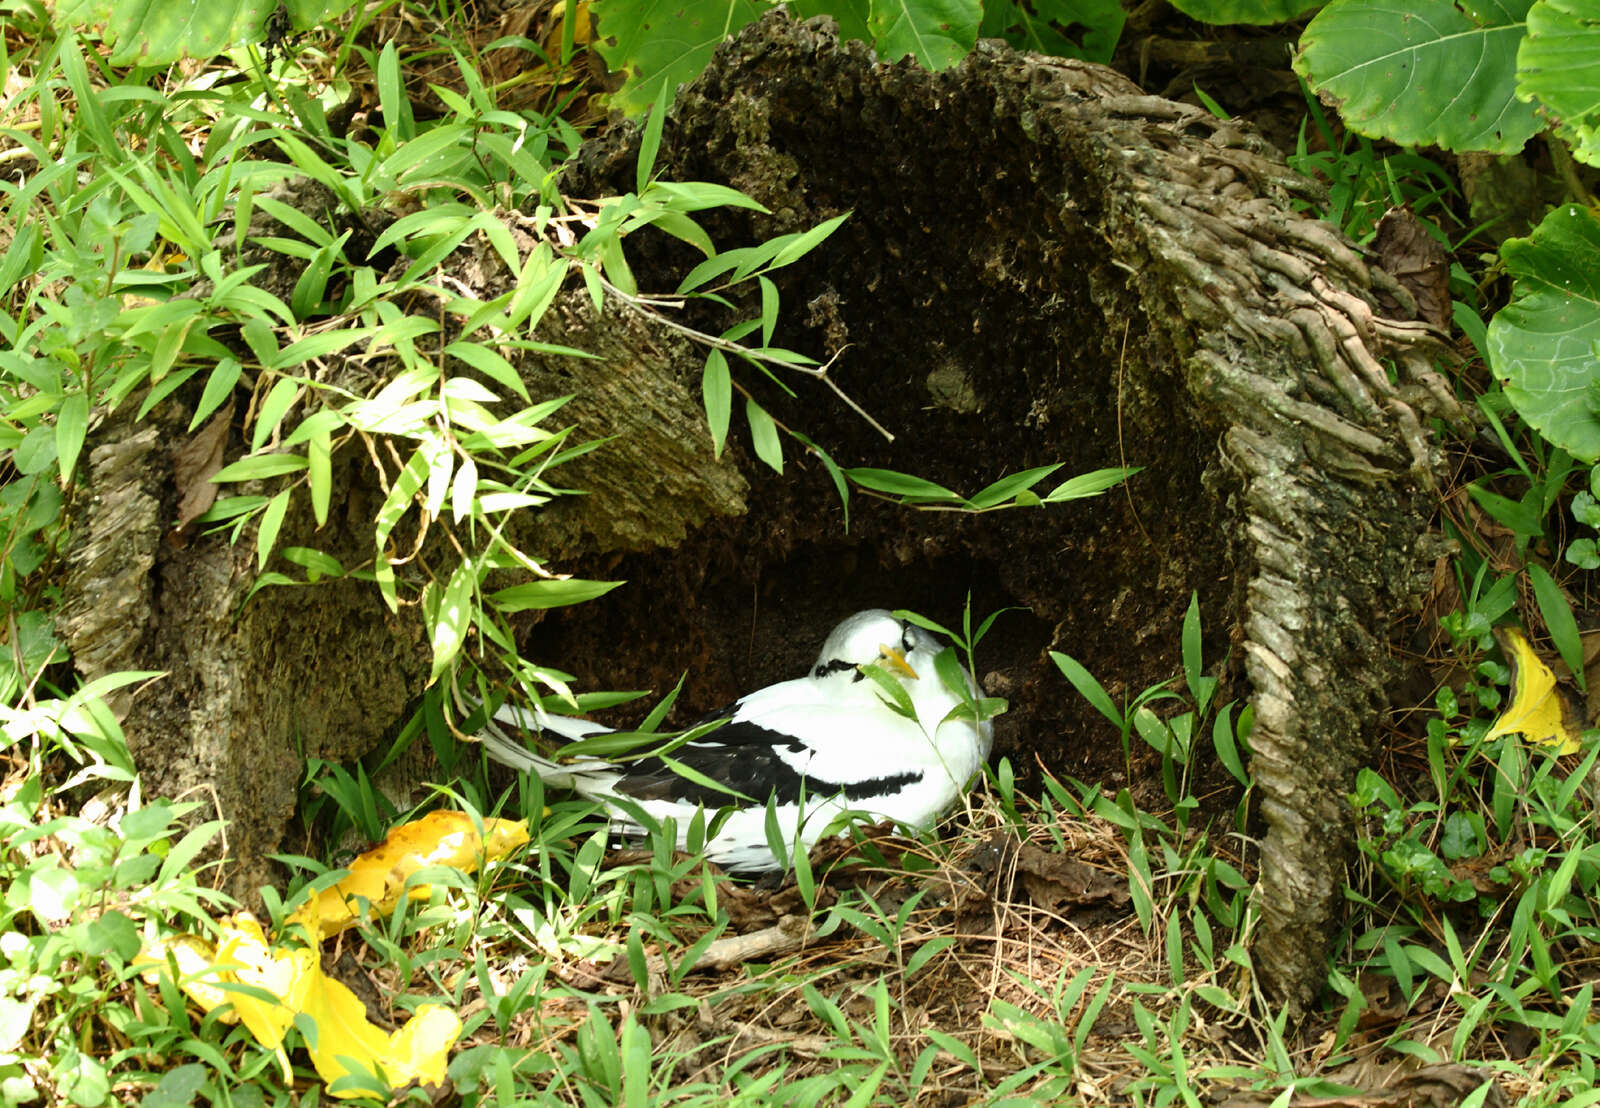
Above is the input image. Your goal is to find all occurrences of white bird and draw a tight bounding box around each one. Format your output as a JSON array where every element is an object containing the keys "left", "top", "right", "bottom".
[{"left": 475, "top": 609, "right": 994, "bottom": 872}]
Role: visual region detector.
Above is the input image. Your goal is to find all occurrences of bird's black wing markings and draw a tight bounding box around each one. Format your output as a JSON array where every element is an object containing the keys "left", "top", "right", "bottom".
[{"left": 611, "top": 716, "right": 921, "bottom": 807}]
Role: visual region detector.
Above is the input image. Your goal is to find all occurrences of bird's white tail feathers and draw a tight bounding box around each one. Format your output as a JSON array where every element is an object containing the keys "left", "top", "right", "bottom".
[{"left": 475, "top": 700, "right": 614, "bottom": 790}]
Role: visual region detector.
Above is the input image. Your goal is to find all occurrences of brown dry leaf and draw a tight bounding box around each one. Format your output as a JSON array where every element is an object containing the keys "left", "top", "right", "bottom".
[
  {"left": 1014, "top": 841, "right": 1128, "bottom": 911},
  {"left": 303, "top": 810, "right": 530, "bottom": 935},
  {"left": 1486, "top": 628, "right": 1585, "bottom": 755},
  {"left": 1372, "top": 206, "right": 1451, "bottom": 329},
  {"left": 173, "top": 402, "right": 233, "bottom": 530}
]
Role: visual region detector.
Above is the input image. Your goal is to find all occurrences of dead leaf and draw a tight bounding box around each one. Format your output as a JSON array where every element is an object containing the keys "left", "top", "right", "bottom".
[
  {"left": 1371, "top": 206, "right": 1451, "bottom": 329},
  {"left": 173, "top": 402, "right": 234, "bottom": 530},
  {"left": 136, "top": 810, "right": 520, "bottom": 1098},
  {"left": 1486, "top": 628, "right": 1585, "bottom": 755},
  {"left": 1014, "top": 841, "right": 1128, "bottom": 910},
  {"left": 304, "top": 810, "right": 530, "bottom": 935}
]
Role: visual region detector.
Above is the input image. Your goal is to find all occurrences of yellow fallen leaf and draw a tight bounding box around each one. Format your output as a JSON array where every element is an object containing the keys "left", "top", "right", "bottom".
[
  {"left": 144, "top": 911, "right": 462, "bottom": 1097},
  {"left": 302, "top": 811, "right": 529, "bottom": 935},
  {"left": 137, "top": 811, "right": 512, "bottom": 1098},
  {"left": 300, "top": 968, "right": 461, "bottom": 1098},
  {"left": 1487, "top": 627, "right": 1586, "bottom": 755},
  {"left": 213, "top": 913, "right": 314, "bottom": 1060},
  {"left": 134, "top": 933, "right": 237, "bottom": 1022}
]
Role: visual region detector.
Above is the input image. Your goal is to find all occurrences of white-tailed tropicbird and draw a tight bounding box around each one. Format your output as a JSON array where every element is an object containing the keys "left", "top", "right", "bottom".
[{"left": 475, "top": 609, "right": 994, "bottom": 872}]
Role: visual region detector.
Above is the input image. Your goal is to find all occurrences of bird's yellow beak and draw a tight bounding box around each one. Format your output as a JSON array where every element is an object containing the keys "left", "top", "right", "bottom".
[{"left": 879, "top": 645, "right": 919, "bottom": 680}]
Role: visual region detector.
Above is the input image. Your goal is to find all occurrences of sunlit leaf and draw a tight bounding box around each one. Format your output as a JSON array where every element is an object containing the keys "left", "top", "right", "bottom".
[
  {"left": 1486, "top": 627, "right": 1585, "bottom": 754},
  {"left": 302, "top": 811, "right": 530, "bottom": 934}
]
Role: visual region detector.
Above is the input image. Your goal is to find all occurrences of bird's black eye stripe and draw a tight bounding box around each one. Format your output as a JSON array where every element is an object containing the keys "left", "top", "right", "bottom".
[{"left": 813, "top": 658, "right": 857, "bottom": 679}]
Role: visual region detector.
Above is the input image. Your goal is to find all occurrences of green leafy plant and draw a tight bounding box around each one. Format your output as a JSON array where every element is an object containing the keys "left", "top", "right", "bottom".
[
  {"left": 1053, "top": 593, "right": 1253, "bottom": 818},
  {"left": 0, "top": 680, "right": 233, "bottom": 1106}
]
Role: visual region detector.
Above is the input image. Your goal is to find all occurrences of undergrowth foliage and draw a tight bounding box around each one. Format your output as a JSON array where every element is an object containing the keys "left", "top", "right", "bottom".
[{"left": 4, "top": 0, "right": 1600, "bottom": 1105}]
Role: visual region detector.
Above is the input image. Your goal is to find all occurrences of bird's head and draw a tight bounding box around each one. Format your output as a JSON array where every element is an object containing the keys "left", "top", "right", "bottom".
[{"left": 810, "top": 609, "right": 938, "bottom": 682}]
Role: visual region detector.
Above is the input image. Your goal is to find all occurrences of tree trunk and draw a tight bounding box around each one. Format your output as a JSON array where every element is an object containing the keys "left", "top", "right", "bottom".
[{"left": 59, "top": 13, "right": 1456, "bottom": 1013}]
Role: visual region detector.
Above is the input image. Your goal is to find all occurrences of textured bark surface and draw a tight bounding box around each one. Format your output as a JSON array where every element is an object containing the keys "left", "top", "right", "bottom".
[{"left": 58, "top": 14, "right": 1456, "bottom": 1012}]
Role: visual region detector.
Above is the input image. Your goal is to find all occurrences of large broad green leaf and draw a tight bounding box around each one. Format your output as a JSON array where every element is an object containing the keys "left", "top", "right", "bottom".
[
  {"left": 1294, "top": 0, "right": 1543, "bottom": 152},
  {"left": 1165, "top": 0, "right": 1320, "bottom": 26},
  {"left": 866, "top": 0, "right": 981, "bottom": 67},
  {"left": 591, "top": 0, "right": 763, "bottom": 117},
  {"left": 1518, "top": 0, "right": 1600, "bottom": 166},
  {"left": 978, "top": 0, "right": 1126, "bottom": 62},
  {"left": 1487, "top": 204, "right": 1600, "bottom": 462},
  {"left": 53, "top": 0, "right": 351, "bottom": 65}
]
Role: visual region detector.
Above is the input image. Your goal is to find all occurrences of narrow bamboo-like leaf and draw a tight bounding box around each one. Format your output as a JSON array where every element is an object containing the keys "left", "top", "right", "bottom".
[
  {"left": 1043, "top": 465, "right": 1142, "bottom": 502},
  {"left": 450, "top": 454, "right": 478, "bottom": 525},
  {"left": 268, "top": 327, "right": 377, "bottom": 370},
  {"left": 490, "top": 578, "right": 625, "bottom": 612},
  {"left": 859, "top": 662, "right": 918, "bottom": 721},
  {"left": 212, "top": 453, "right": 310, "bottom": 482},
  {"left": 676, "top": 248, "right": 753, "bottom": 295},
  {"left": 1051, "top": 651, "right": 1124, "bottom": 729},
  {"left": 445, "top": 341, "right": 528, "bottom": 402},
  {"left": 582, "top": 265, "right": 604, "bottom": 314},
  {"left": 795, "top": 432, "right": 850, "bottom": 530},
  {"left": 842, "top": 467, "right": 961, "bottom": 502},
  {"left": 599, "top": 234, "right": 637, "bottom": 297},
  {"left": 647, "top": 181, "right": 770, "bottom": 213},
  {"left": 636, "top": 81, "right": 672, "bottom": 193},
  {"left": 376, "top": 42, "right": 412, "bottom": 144},
  {"left": 758, "top": 276, "right": 779, "bottom": 347},
  {"left": 1529, "top": 564, "right": 1586, "bottom": 694},
  {"left": 291, "top": 232, "right": 351, "bottom": 319},
  {"left": 746, "top": 398, "right": 783, "bottom": 473},
  {"left": 253, "top": 378, "right": 301, "bottom": 452},
  {"left": 299, "top": 426, "right": 329, "bottom": 527},
  {"left": 1212, "top": 705, "right": 1250, "bottom": 786},
  {"left": 252, "top": 195, "right": 336, "bottom": 249},
  {"left": 430, "top": 561, "right": 476, "bottom": 682},
  {"left": 769, "top": 213, "right": 852, "bottom": 269},
  {"left": 282, "top": 547, "right": 345, "bottom": 581},
  {"left": 374, "top": 450, "right": 431, "bottom": 613},
  {"left": 423, "top": 437, "right": 453, "bottom": 519},
  {"left": 256, "top": 489, "right": 291, "bottom": 571},
  {"left": 282, "top": 409, "right": 344, "bottom": 448},
  {"left": 702, "top": 350, "right": 731, "bottom": 456},
  {"left": 966, "top": 463, "right": 1064, "bottom": 509},
  {"left": 55, "top": 392, "right": 89, "bottom": 483},
  {"left": 190, "top": 359, "right": 242, "bottom": 431},
  {"left": 1181, "top": 592, "right": 1204, "bottom": 703}
]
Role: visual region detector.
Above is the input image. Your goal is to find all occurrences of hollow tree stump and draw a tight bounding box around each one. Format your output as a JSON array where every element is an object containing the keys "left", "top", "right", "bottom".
[
  {"left": 552, "top": 14, "right": 1458, "bottom": 1012},
  {"left": 59, "top": 13, "right": 1456, "bottom": 1013}
]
